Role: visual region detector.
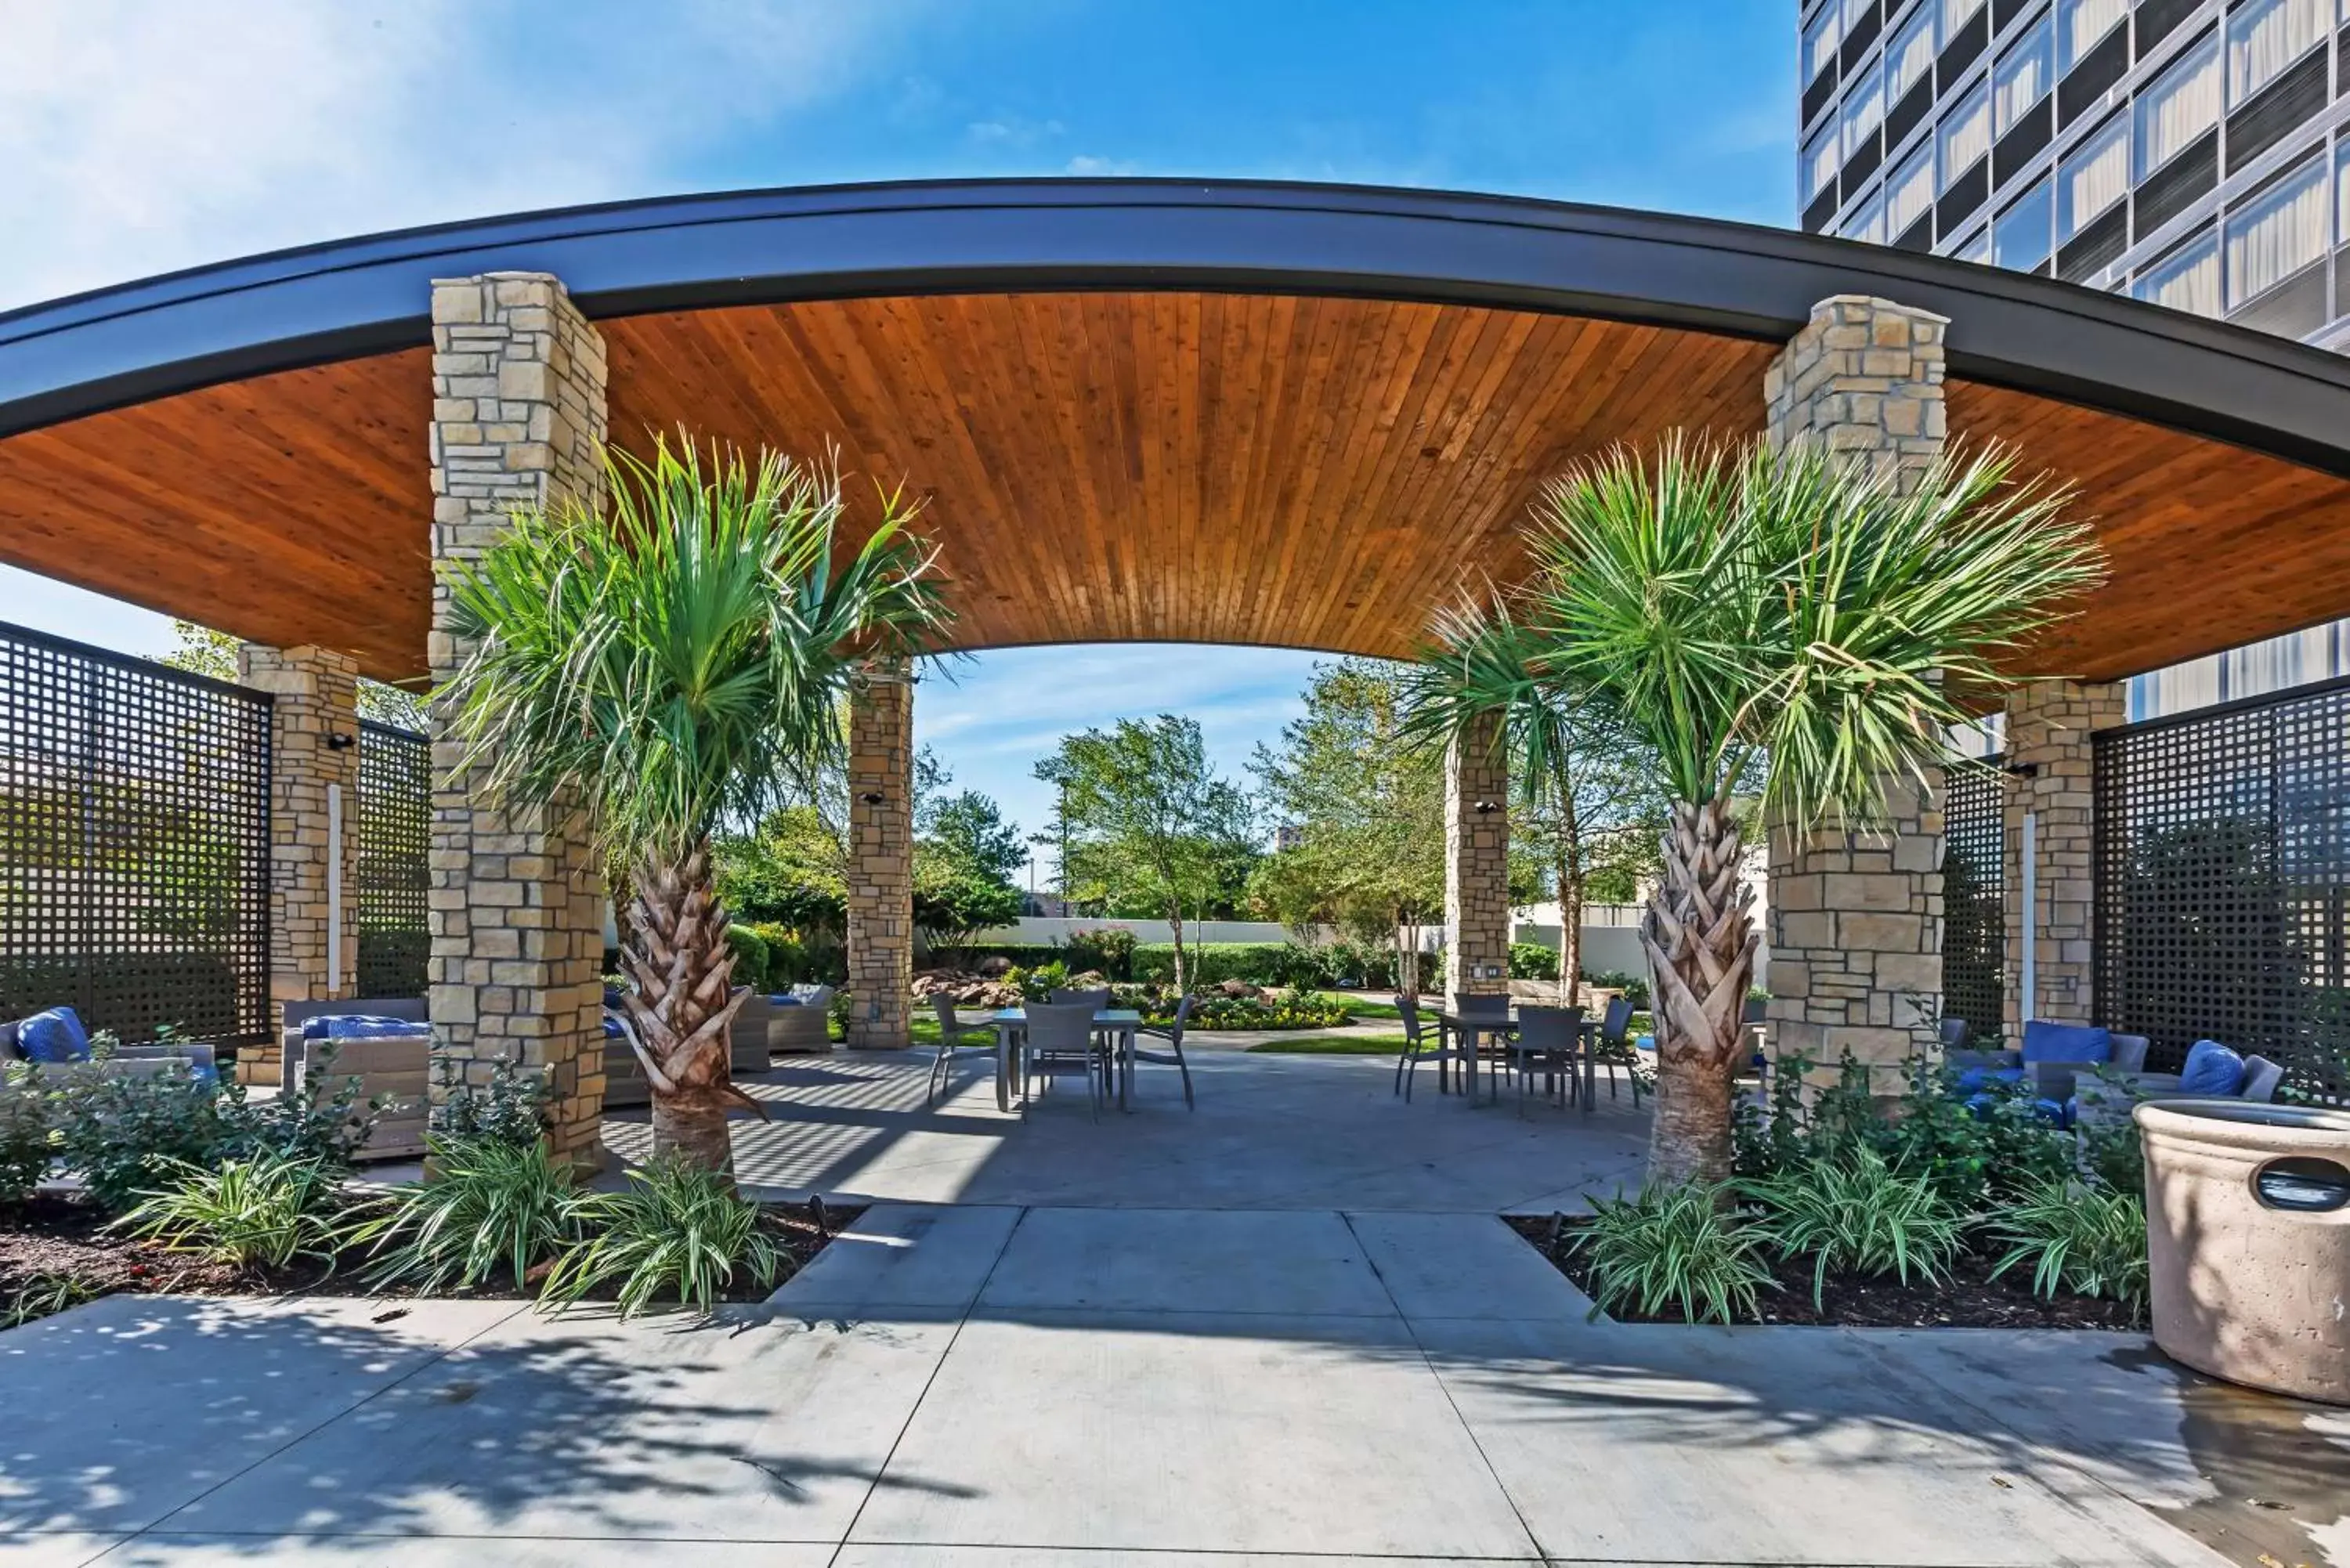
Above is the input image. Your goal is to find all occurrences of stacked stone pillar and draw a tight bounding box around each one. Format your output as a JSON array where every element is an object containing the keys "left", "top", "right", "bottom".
[
  {"left": 235, "top": 643, "right": 360, "bottom": 1086},
  {"left": 1762, "top": 296, "right": 1950, "bottom": 1088},
  {"left": 425, "top": 273, "right": 610, "bottom": 1168},
  {"left": 1443, "top": 711, "right": 1511, "bottom": 999},
  {"left": 2003, "top": 679, "right": 2126, "bottom": 1034},
  {"left": 844, "top": 663, "right": 914, "bottom": 1049}
]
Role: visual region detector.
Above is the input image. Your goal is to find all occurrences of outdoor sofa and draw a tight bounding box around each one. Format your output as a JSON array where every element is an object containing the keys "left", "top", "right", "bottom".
[{"left": 282, "top": 998, "right": 430, "bottom": 1160}]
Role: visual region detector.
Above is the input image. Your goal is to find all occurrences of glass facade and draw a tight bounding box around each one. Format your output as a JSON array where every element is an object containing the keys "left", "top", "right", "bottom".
[{"left": 1797, "top": 0, "right": 2350, "bottom": 715}]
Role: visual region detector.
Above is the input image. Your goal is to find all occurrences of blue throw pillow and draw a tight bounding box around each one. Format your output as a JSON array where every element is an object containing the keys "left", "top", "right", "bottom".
[
  {"left": 1954, "top": 1064, "right": 2024, "bottom": 1096},
  {"left": 16, "top": 1006, "right": 91, "bottom": 1064},
  {"left": 2178, "top": 1039, "right": 2245, "bottom": 1097},
  {"left": 2021, "top": 1021, "right": 2110, "bottom": 1064}
]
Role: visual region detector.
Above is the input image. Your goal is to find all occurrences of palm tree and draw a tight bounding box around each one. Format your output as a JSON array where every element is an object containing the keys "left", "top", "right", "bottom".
[
  {"left": 1405, "top": 595, "right": 1659, "bottom": 1006},
  {"left": 1438, "top": 435, "right": 2102, "bottom": 1185},
  {"left": 439, "top": 437, "right": 948, "bottom": 1176}
]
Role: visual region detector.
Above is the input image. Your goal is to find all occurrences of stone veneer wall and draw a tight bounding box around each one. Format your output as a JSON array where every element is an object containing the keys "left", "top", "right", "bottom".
[
  {"left": 425, "top": 273, "right": 610, "bottom": 1167},
  {"left": 234, "top": 643, "right": 360, "bottom": 1085},
  {"left": 1444, "top": 712, "right": 1511, "bottom": 999},
  {"left": 1763, "top": 296, "right": 1950, "bottom": 1087},
  {"left": 845, "top": 663, "right": 913, "bottom": 1049},
  {"left": 2003, "top": 679, "right": 2127, "bottom": 1035}
]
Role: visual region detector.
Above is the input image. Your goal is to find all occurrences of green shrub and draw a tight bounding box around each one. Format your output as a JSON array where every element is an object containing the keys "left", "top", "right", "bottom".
[
  {"left": 1129, "top": 943, "right": 1296, "bottom": 987},
  {"left": 1570, "top": 1180, "right": 1773, "bottom": 1324},
  {"left": 1130, "top": 992, "right": 1351, "bottom": 1030},
  {"left": 1743, "top": 1146, "right": 1969, "bottom": 1307},
  {"left": 1584, "top": 968, "right": 1651, "bottom": 1008},
  {"left": 344, "top": 1136, "right": 584, "bottom": 1295},
  {"left": 1063, "top": 927, "right": 1139, "bottom": 981},
  {"left": 726, "top": 923, "right": 772, "bottom": 992},
  {"left": 1010, "top": 960, "right": 1070, "bottom": 1001},
  {"left": 1509, "top": 941, "right": 1560, "bottom": 981},
  {"left": 114, "top": 1151, "right": 341, "bottom": 1271},
  {"left": 1990, "top": 1180, "right": 2149, "bottom": 1317},
  {"left": 429, "top": 1052, "right": 549, "bottom": 1147},
  {"left": 543, "top": 1156, "right": 782, "bottom": 1317},
  {"left": 741, "top": 921, "right": 811, "bottom": 987},
  {"left": 0, "top": 1074, "right": 52, "bottom": 1203}
]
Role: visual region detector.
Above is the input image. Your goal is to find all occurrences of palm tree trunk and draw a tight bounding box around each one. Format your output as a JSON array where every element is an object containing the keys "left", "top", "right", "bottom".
[
  {"left": 615, "top": 843, "right": 759, "bottom": 1179},
  {"left": 1551, "top": 753, "right": 1584, "bottom": 1007},
  {"left": 1638, "top": 797, "right": 1759, "bottom": 1187}
]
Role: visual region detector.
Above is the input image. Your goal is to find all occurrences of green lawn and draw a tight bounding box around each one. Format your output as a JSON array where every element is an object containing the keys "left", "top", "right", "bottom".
[
  {"left": 1245, "top": 1034, "right": 1408, "bottom": 1055},
  {"left": 1312, "top": 993, "right": 1401, "bottom": 1021}
]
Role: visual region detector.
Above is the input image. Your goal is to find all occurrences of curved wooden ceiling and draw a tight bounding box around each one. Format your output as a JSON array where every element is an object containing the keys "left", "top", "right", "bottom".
[{"left": 3, "top": 287, "right": 2350, "bottom": 685}]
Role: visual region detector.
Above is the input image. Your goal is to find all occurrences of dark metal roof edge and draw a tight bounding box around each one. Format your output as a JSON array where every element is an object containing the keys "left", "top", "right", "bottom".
[{"left": 5, "top": 175, "right": 2350, "bottom": 475}]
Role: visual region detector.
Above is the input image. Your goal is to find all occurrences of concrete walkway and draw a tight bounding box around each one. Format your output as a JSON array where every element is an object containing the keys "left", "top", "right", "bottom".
[
  {"left": 6, "top": 1203, "right": 2333, "bottom": 1566},
  {"left": 602, "top": 1049, "right": 1653, "bottom": 1212}
]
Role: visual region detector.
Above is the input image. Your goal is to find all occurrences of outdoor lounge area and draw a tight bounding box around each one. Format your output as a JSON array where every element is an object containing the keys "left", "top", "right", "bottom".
[{"left": 5, "top": 176, "right": 2350, "bottom": 1567}]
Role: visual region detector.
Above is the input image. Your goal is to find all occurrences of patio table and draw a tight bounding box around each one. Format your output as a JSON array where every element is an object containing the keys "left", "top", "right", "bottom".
[
  {"left": 1431, "top": 1008, "right": 1602, "bottom": 1111},
  {"left": 985, "top": 1007, "right": 1143, "bottom": 1113}
]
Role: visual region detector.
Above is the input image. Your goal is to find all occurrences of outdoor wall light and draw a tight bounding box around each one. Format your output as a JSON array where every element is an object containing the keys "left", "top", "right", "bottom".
[
  {"left": 2001, "top": 761, "right": 2040, "bottom": 779},
  {"left": 858, "top": 790, "right": 886, "bottom": 806},
  {"left": 325, "top": 732, "right": 355, "bottom": 750},
  {"left": 1472, "top": 800, "right": 1499, "bottom": 815}
]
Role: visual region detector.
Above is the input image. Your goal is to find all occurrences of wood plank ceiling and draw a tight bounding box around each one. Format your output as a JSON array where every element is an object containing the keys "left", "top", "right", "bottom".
[{"left": 0, "top": 291, "right": 2347, "bottom": 687}]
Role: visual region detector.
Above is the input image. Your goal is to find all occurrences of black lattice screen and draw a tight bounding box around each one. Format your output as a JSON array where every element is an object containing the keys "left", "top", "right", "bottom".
[
  {"left": 0, "top": 621, "right": 271, "bottom": 1044},
  {"left": 1941, "top": 757, "right": 2008, "bottom": 1042},
  {"left": 2095, "top": 677, "right": 2349, "bottom": 1101},
  {"left": 356, "top": 721, "right": 430, "bottom": 998}
]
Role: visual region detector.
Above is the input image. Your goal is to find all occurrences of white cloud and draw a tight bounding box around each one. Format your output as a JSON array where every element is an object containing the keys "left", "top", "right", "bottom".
[
  {"left": 1064, "top": 154, "right": 1138, "bottom": 175},
  {"left": 0, "top": 0, "right": 927, "bottom": 309},
  {"left": 965, "top": 114, "right": 1065, "bottom": 147}
]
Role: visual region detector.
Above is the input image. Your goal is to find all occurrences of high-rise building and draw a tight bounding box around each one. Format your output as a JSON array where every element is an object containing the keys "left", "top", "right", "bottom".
[{"left": 1799, "top": 0, "right": 2350, "bottom": 715}]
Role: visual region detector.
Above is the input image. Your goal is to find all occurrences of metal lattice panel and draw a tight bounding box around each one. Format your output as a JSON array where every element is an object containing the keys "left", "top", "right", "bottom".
[
  {"left": 1941, "top": 757, "right": 2008, "bottom": 1042},
  {"left": 0, "top": 621, "right": 271, "bottom": 1044},
  {"left": 2096, "top": 677, "right": 2350, "bottom": 1100},
  {"left": 355, "top": 721, "right": 429, "bottom": 999}
]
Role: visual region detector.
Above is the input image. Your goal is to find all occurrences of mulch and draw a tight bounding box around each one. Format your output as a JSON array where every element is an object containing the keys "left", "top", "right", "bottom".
[
  {"left": 2, "top": 1192, "right": 859, "bottom": 1325},
  {"left": 1504, "top": 1214, "right": 2141, "bottom": 1330}
]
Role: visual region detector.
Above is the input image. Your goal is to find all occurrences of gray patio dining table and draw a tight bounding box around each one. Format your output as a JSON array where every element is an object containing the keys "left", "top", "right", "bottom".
[
  {"left": 985, "top": 1006, "right": 1144, "bottom": 1113},
  {"left": 1430, "top": 1006, "right": 1602, "bottom": 1111}
]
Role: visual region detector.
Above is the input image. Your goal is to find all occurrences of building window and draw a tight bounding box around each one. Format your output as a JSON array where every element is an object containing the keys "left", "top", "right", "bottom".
[
  {"left": 2135, "top": 29, "right": 2220, "bottom": 179},
  {"left": 2056, "top": 0, "right": 2128, "bottom": 72},
  {"left": 2058, "top": 112, "right": 2129, "bottom": 239},
  {"left": 1994, "top": 13, "right": 2053, "bottom": 134},
  {"left": 2135, "top": 225, "right": 2222, "bottom": 316},
  {"left": 1943, "top": 0, "right": 1988, "bottom": 30},
  {"left": 1995, "top": 175, "right": 2055, "bottom": 269},
  {"left": 2226, "top": 0, "right": 2331, "bottom": 107},
  {"left": 1806, "top": 123, "right": 1841, "bottom": 199},
  {"left": 2225, "top": 152, "right": 2328, "bottom": 305},
  {"left": 1845, "top": 0, "right": 1879, "bottom": 27},
  {"left": 1887, "top": 4, "right": 1938, "bottom": 101},
  {"left": 1843, "top": 182, "right": 1889, "bottom": 244},
  {"left": 1954, "top": 224, "right": 1993, "bottom": 262},
  {"left": 2335, "top": 135, "right": 2350, "bottom": 258},
  {"left": 1940, "top": 78, "right": 1993, "bottom": 185},
  {"left": 1805, "top": 3, "right": 1844, "bottom": 83},
  {"left": 1844, "top": 56, "right": 1886, "bottom": 154},
  {"left": 1889, "top": 142, "right": 1935, "bottom": 236}
]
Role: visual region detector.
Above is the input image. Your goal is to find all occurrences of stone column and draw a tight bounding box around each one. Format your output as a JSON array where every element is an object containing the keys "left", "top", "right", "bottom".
[
  {"left": 234, "top": 643, "right": 360, "bottom": 1086},
  {"left": 426, "top": 272, "right": 609, "bottom": 1168},
  {"left": 1762, "top": 296, "right": 1950, "bottom": 1088},
  {"left": 1444, "top": 711, "right": 1511, "bottom": 999},
  {"left": 844, "top": 662, "right": 913, "bottom": 1049},
  {"left": 2004, "top": 678, "right": 2126, "bottom": 1035}
]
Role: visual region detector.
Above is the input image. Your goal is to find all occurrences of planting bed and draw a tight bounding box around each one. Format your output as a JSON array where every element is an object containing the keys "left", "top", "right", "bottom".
[
  {"left": 2, "top": 1192, "right": 855, "bottom": 1328},
  {"left": 1506, "top": 1215, "right": 2142, "bottom": 1331}
]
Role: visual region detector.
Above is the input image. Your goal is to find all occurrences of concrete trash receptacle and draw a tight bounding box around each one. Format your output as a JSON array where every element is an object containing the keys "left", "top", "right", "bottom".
[{"left": 2138, "top": 1099, "right": 2350, "bottom": 1405}]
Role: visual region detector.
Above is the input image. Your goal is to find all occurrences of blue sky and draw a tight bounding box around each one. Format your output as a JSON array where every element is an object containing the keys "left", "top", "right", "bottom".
[{"left": 0, "top": 0, "right": 1795, "bottom": 883}]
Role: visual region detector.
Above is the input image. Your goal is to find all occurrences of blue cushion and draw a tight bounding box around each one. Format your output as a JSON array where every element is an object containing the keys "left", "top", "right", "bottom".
[
  {"left": 2034, "top": 1097, "right": 2072, "bottom": 1127},
  {"left": 767, "top": 994, "right": 802, "bottom": 1007},
  {"left": 320, "top": 1015, "right": 428, "bottom": 1041},
  {"left": 2021, "top": 1021, "right": 2110, "bottom": 1065},
  {"left": 2178, "top": 1039, "right": 2245, "bottom": 1097},
  {"left": 1954, "top": 1064, "right": 2023, "bottom": 1096},
  {"left": 16, "top": 1006, "right": 90, "bottom": 1064},
  {"left": 602, "top": 1014, "right": 627, "bottom": 1039}
]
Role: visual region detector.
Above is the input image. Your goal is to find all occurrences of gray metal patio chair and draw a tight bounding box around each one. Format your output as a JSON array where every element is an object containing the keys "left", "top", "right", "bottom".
[
  {"left": 1448, "top": 991, "right": 1514, "bottom": 1084},
  {"left": 1394, "top": 993, "right": 1465, "bottom": 1101},
  {"left": 1505, "top": 1004, "right": 1585, "bottom": 1115},
  {"left": 927, "top": 995, "right": 996, "bottom": 1107},
  {"left": 1050, "top": 987, "right": 1112, "bottom": 1010},
  {"left": 1133, "top": 992, "right": 1196, "bottom": 1109},
  {"left": 1590, "top": 996, "right": 1641, "bottom": 1107},
  {"left": 1021, "top": 1000, "right": 1106, "bottom": 1119}
]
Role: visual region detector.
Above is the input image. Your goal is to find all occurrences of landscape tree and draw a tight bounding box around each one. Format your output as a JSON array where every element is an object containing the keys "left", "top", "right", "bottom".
[
  {"left": 1034, "top": 716, "right": 1254, "bottom": 993},
  {"left": 913, "top": 772, "right": 1026, "bottom": 958},
  {"left": 439, "top": 436, "right": 946, "bottom": 1176},
  {"left": 1249, "top": 658, "right": 1446, "bottom": 991},
  {"left": 1462, "top": 435, "right": 2101, "bottom": 1185},
  {"left": 1405, "top": 598, "right": 1670, "bottom": 1003}
]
